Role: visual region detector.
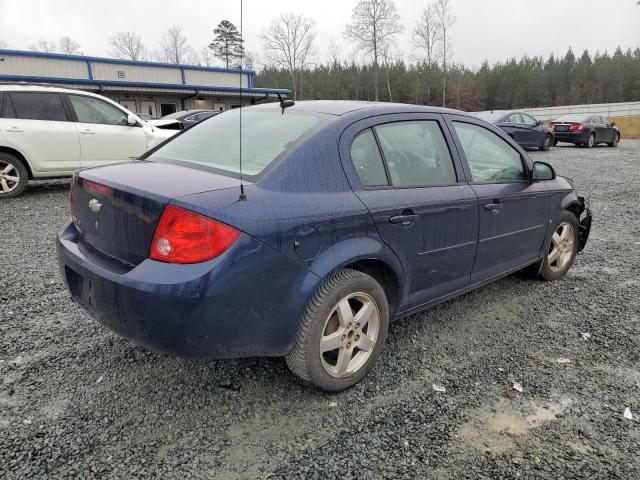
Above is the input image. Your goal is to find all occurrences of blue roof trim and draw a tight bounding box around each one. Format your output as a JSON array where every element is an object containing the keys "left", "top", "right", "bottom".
[
  {"left": 0, "top": 49, "right": 256, "bottom": 75},
  {"left": 0, "top": 74, "right": 290, "bottom": 96}
]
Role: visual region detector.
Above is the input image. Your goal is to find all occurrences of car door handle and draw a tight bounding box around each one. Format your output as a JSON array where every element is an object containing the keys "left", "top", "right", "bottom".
[
  {"left": 484, "top": 200, "right": 503, "bottom": 214},
  {"left": 80, "top": 129, "right": 95, "bottom": 135},
  {"left": 5, "top": 127, "right": 23, "bottom": 133},
  {"left": 389, "top": 213, "right": 419, "bottom": 225}
]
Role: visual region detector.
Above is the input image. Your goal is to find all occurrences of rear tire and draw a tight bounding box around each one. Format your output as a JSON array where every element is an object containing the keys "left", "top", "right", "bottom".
[
  {"left": 585, "top": 133, "right": 595, "bottom": 148},
  {"left": 0, "top": 153, "right": 28, "bottom": 199},
  {"left": 286, "top": 268, "right": 389, "bottom": 392},
  {"left": 536, "top": 211, "right": 580, "bottom": 281},
  {"left": 539, "top": 135, "right": 552, "bottom": 151}
]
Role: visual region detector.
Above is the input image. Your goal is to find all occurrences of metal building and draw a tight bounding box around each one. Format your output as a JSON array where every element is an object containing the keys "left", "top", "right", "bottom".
[{"left": 0, "top": 49, "right": 289, "bottom": 118}]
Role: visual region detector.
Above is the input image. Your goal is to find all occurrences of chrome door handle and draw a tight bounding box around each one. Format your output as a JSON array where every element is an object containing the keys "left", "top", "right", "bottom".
[
  {"left": 80, "top": 129, "right": 95, "bottom": 135},
  {"left": 389, "top": 214, "right": 419, "bottom": 226},
  {"left": 484, "top": 200, "right": 503, "bottom": 214},
  {"left": 6, "top": 127, "right": 23, "bottom": 133}
]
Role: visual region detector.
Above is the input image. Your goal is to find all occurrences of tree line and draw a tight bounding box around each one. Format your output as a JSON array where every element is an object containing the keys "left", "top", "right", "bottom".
[{"left": 255, "top": 46, "right": 640, "bottom": 111}]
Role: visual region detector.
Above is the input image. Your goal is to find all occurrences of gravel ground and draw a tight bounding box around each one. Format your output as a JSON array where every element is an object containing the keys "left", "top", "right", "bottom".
[{"left": 1, "top": 141, "right": 639, "bottom": 479}]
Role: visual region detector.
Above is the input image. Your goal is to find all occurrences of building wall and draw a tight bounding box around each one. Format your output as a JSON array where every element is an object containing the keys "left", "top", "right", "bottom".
[
  {"left": 0, "top": 51, "right": 252, "bottom": 89},
  {"left": 91, "top": 62, "right": 182, "bottom": 84},
  {"left": 0, "top": 54, "right": 88, "bottom": 79}
]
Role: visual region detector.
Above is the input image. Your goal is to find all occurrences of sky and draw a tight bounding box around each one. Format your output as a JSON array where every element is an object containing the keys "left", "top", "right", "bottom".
[{"left": 1, "top": 0, "right": 639, "bottom": 69}]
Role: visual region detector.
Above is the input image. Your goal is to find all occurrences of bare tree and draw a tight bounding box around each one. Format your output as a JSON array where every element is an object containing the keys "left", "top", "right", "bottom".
[
  {"left": 59, "top": 36, "right": 82, "bottom": 55},
  {"left": 30, "top": 39, "right": 57, "bottom": 53},
  {"left": 262, "top": 13, "right": 316, "bottom": 100},
  {"left": 435, "top": 0, "right": 456, "bottom": 106},
  {"left": 109, "top": 32, "right": 147, "bottom": 61},
  {"left": 344, "top": 0, "right": 403, "bottom": 101},
  {"left": 159, "top": 26, "right": 193, "bottom": 64},
  {"left": 199, "top": 46, "right": 214, "bottom": 67},
  {"left": 243, "top": 50, "right": 257, "bottom": 70},
  {"left": 413, "top": 3, "right": 441, "bottom": 103},
  {"left": 327, "top": 39, "right": 342, "bottom": 67}
]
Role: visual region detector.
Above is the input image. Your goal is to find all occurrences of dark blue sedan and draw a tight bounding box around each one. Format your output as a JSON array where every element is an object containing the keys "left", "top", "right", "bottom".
[
  {"left": 57, "top": 101, "right": 592, "bottom": 391},
  {"left": 475, "top": 110, "right": 555, "bottom": 151}
]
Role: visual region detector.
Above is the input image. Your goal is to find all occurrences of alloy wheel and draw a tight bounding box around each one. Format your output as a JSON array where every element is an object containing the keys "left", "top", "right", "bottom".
[
  {"left": 320, "top": 292, "right": 380, "bottom": 378},
  {"left": 0, "top": 161, "right": 20, "bottom": 194},
  {"left": 587, "top": 134, "right": 595, "bottom": 148},
  {"left": 547, "top": 222, "right": 575, "bottom": 273}
]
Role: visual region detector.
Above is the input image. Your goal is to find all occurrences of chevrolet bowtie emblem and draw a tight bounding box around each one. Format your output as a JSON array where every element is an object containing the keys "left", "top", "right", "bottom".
[{"left": 88, "top": 199, "right": 102, "bottom": 213}]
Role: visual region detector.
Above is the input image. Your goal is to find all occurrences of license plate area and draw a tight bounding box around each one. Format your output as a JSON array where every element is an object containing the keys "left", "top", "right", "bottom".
[{"left": 65, "top": 267, "right": 97, "bottom": 314}]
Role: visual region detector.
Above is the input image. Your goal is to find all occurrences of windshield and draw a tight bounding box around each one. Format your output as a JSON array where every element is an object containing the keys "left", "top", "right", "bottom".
[
  {"left": 474, "top": 111, "right": 507, "bottom": 122},
  {"left": 554, "top": 115, "right": 591, "bottom": 123},
  {"left": 149, "top": 108, "right": 326, "bottom": 178}
]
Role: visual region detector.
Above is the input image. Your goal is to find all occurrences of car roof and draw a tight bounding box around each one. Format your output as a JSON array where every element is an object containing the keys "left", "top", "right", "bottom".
[
  {"left": 251, "top": 100, "right": 470, "bottom": 118},
  {"left": 0, "top": 83, "right": 81, "bottom": 94}
]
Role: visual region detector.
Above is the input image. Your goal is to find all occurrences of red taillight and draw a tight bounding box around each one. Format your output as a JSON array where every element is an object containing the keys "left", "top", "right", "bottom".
[
  {"left": 569, "top": 124, "right": 585, "bottom": 132},
  {"left": 85, "top": 180, "right": 113, "bottom": 196},
  {"left": 548, "top": 122, "right": 555, "bottom": 130},
  {"left": 149, "top": 205, "right": 240, "bottom": 264}
]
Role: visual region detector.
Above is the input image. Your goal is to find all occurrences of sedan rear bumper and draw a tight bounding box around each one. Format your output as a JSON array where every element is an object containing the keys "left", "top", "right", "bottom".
[
  {"left": 56, "top": 219, "right": 315, "bottom": 359},
  {"left": 554, "top": 130, "right": 590, "bottom": 143}
]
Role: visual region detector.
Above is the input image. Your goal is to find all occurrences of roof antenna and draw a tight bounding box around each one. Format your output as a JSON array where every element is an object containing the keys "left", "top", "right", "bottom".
[
  {"left": 238, "top": 0, "right": 247, "bottom": 201},
  {"left": 277, "top": 91, "right": 295, "bottom": 115}
]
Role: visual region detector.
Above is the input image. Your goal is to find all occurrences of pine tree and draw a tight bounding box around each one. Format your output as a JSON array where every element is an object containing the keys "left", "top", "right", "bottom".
[{"left": 208, "top": 20, "right": 245, "bottom": 69}]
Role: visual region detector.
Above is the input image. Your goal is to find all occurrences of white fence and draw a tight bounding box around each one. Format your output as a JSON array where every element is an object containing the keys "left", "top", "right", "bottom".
[{"left": 523, "top": 101, "right": 640, "bottom": 121}]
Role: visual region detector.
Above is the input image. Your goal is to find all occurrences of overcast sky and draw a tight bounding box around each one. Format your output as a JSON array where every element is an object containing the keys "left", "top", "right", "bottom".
[{"left": 1, "top": 0, "right": 639, "bottom": 69}]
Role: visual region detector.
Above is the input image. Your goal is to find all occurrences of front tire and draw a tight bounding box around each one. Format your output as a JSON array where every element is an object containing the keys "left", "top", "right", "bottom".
[
  {"left": 286, "top": 268, "right": 389, "bottom": 392},
  {"left": 608, "top": 133, "right": 620, "bottom": 147},
  {"left": 537, "top": 211, "right": 580, "bottom": 281},
  {"left": 0, "top": 153, "right": 28, "bottom": 199}
]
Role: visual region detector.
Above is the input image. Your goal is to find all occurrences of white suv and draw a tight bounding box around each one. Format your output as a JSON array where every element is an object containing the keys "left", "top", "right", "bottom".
[{"left": 0, "top": 84, "right": 178, "bottom": 198}]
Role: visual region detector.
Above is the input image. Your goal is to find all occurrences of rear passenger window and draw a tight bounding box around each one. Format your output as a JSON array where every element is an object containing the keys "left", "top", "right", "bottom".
[
  {"left": 350, "top": 129, "right": 389, "bottom": 187},
  {"left": 7, "top": 93, "right": 67, "bottom": 121},
  {"left": 374, "top": 121, "right": 457, "bottom": 187},
  {"left": 453, "top": 122, "right": 526, "bottom": 182}
]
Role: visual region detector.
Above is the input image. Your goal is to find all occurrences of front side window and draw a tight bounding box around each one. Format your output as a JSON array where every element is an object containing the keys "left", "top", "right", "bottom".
[
  {"left": 374, "top": 121, "right": 457, "bottom": 187},
  {"left": 508, "top": 113, "right": 524, "bottom": 124},
  {"left": 521, "top": 114, "right": 538, "bottom": 125},
  {"left": 453, "top": 122, "right": 526, "bottom": 182},
  {"left": 69, "top": 95, "right": 128, "bottom": 125},
  {"left": 149, "top": 109, "right": 326, "bottom": 178},
  {"left": 6, "top": 92, "right": 67, "bottom": 121},
  {"left": 350, "top": 129, "right": 388, "bottom": 187}
]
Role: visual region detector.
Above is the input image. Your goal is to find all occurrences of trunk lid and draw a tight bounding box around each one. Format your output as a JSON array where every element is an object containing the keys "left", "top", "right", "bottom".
[{"left": 71, "top": 161, "right": 240, "bottom": 266}]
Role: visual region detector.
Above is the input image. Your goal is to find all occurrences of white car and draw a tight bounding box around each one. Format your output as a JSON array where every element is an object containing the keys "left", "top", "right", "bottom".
[{"left": 0, "top": 84, "right": 178, "bottom": 198}]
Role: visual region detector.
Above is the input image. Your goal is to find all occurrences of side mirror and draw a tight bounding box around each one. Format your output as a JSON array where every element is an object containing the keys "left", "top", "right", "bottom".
[
  {"left": 532, "top": 161, "right": 555, "bottom": 181},
  {"left": 127, "top": 113, "right": 139, "bottom": 126},
  {"left": 610, "top": 121, "right": 616, "bottom": 127},
  {"left": 537, "top": 120, "right": 544, "bottom": 126}
]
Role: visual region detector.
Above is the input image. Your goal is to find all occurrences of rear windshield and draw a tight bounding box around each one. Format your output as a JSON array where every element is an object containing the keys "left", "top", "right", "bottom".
[
  {"left": 474, "top": 111, "right": 506, "bottom": 122},
  {"left": 554, "top": 115, "right": 591, "bottom": 123},
  {"left": 149, "top": 108, "right": 326, "bottom": 178}
]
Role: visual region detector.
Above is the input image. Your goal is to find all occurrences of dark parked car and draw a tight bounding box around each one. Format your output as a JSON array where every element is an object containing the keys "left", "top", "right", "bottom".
[
  {"left": 57, "top": 101, "right": 592, "bottom": 391},
  {"left": 161, "top": 109, "right": 219, "bottom": 128},
  {"left": 475, "top": 110, "right": 555, "bottom": 151},
  {"left": 550, "top": 114, "right": 620, "bottom": 148}
]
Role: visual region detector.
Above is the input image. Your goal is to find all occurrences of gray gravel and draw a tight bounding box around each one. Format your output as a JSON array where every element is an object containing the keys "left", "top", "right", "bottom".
[{"left": 1, "top": 141, "right": 639, "bottom": 479}]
